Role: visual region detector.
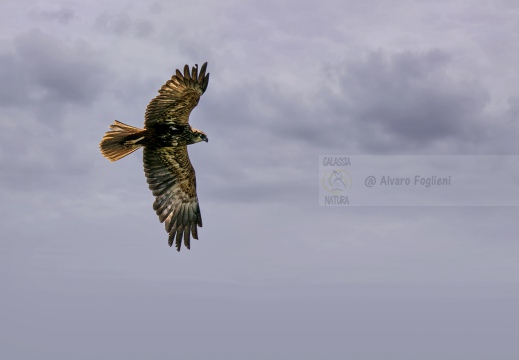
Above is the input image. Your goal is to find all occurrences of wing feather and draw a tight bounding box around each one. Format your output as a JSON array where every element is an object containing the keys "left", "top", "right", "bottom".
[
  {"left": 202, "top": 74, "right": 210, "bottom": 90},
  {"left": 175, "top": 226, "right": 184, "bottom": 250},
  {"left": 143, "top": 146, "right": 202, "bottom": 251},
  {"left": 184, "top": 227, "right": 191, "bottom": 250},
  {"left": 199, "top": 62, "right": 207, "bottom": 80},
  {"left": 144, "top": 63, "right": 210, "bottom": 128},
  {"left": 191, "top": 222, "right": 198, "bottom": 239}
]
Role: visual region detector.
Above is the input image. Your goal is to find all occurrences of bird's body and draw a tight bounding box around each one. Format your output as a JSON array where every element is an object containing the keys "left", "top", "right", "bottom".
[
  {"left": 99, "top": 63, "right": 210, "bottom": 251},
  {"left": 119, "top": 123, "right": 207, "bottom": 148}
]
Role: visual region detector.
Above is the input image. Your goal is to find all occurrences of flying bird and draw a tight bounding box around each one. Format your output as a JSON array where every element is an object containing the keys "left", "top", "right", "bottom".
[{"left": 99, "top": 63, "right": 210, "bottom": 251}]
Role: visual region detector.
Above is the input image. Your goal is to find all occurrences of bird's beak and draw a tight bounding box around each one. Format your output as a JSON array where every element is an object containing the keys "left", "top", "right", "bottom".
[{"left": 202, "top": 135, "right": 208, "bottom": 143}]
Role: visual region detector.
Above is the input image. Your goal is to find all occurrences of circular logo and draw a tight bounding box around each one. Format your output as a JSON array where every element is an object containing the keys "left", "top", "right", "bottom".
[{"left": 322, "top": 169, "right": 352, "bottom": 194}]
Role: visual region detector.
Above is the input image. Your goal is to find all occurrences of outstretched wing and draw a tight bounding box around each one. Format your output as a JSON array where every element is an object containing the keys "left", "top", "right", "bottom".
[
  {"left": 143, "top": 146, "right": 202, "bottom": 251},
  {"left": 144, "top": 63, "right": 210, "bottom": 128}
]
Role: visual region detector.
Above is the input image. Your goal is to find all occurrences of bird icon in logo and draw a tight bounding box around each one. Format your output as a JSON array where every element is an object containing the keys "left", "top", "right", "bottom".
[{"left": 323, "top": 170, "right": 351, "bottom": 194}]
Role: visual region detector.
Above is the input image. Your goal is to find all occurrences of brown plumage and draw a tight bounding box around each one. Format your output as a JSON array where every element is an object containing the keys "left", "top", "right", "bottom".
[{"left": 99, "top": 63, "right": 210, "bottom": 251}]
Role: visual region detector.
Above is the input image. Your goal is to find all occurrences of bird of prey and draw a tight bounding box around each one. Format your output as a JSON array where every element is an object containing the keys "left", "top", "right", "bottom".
[{"left": 99, "top": 63, "right": 210, "bottom": 251}]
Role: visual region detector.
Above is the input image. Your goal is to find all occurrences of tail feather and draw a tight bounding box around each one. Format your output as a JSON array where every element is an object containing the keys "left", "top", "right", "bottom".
[{"left": 99, "top": 120, "right": 146, "bottom": 162}]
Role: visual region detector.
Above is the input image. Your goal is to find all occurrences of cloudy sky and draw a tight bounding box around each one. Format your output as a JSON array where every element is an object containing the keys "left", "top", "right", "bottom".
[{"left": 1, "top": 0, "right": 519, "bottom": 359}]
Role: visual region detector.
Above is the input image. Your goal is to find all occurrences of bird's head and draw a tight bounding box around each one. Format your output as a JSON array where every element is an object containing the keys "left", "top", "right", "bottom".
[{"left": 191, "top": 128, "right": 208, "bottom": 143}]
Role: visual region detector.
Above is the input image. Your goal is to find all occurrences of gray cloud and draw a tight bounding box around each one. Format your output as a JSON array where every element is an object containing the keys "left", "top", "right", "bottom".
[
  {"left": 239, "top": 48, "right": 513, "bottom": 155},
  {"left": 0, "top": 30, "right": 109, "bottom": 120},
  {"left": 29, "top": 6, "right": 75, "bottom": 24},
  {"left": 14, "top": 30, "right": 107, "bottom": 106},
  {"left": 94, "top": 13, "right": 154, "bottom": 37},
  {"left": 336, "top": 50, "right": 491, "bottom": 152},
  {"left": 0, "top": 55, "right": 27, "bottom": 107},
  {"left": 0, "top": 30, "right": 109, "bottom": 192},
  {"left": 95, "top": 12, "right": 131, "bottom": 34}
]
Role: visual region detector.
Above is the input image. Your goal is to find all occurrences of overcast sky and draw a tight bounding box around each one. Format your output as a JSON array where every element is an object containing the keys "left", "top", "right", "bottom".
[{"left": 1, "top": 0, "right": 519, "bottom": 359}]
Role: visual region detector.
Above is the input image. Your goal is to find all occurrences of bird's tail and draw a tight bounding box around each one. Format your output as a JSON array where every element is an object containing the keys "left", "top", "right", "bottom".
[{"left": 99, "top": 120, "right": 146, "bottom": 162}]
